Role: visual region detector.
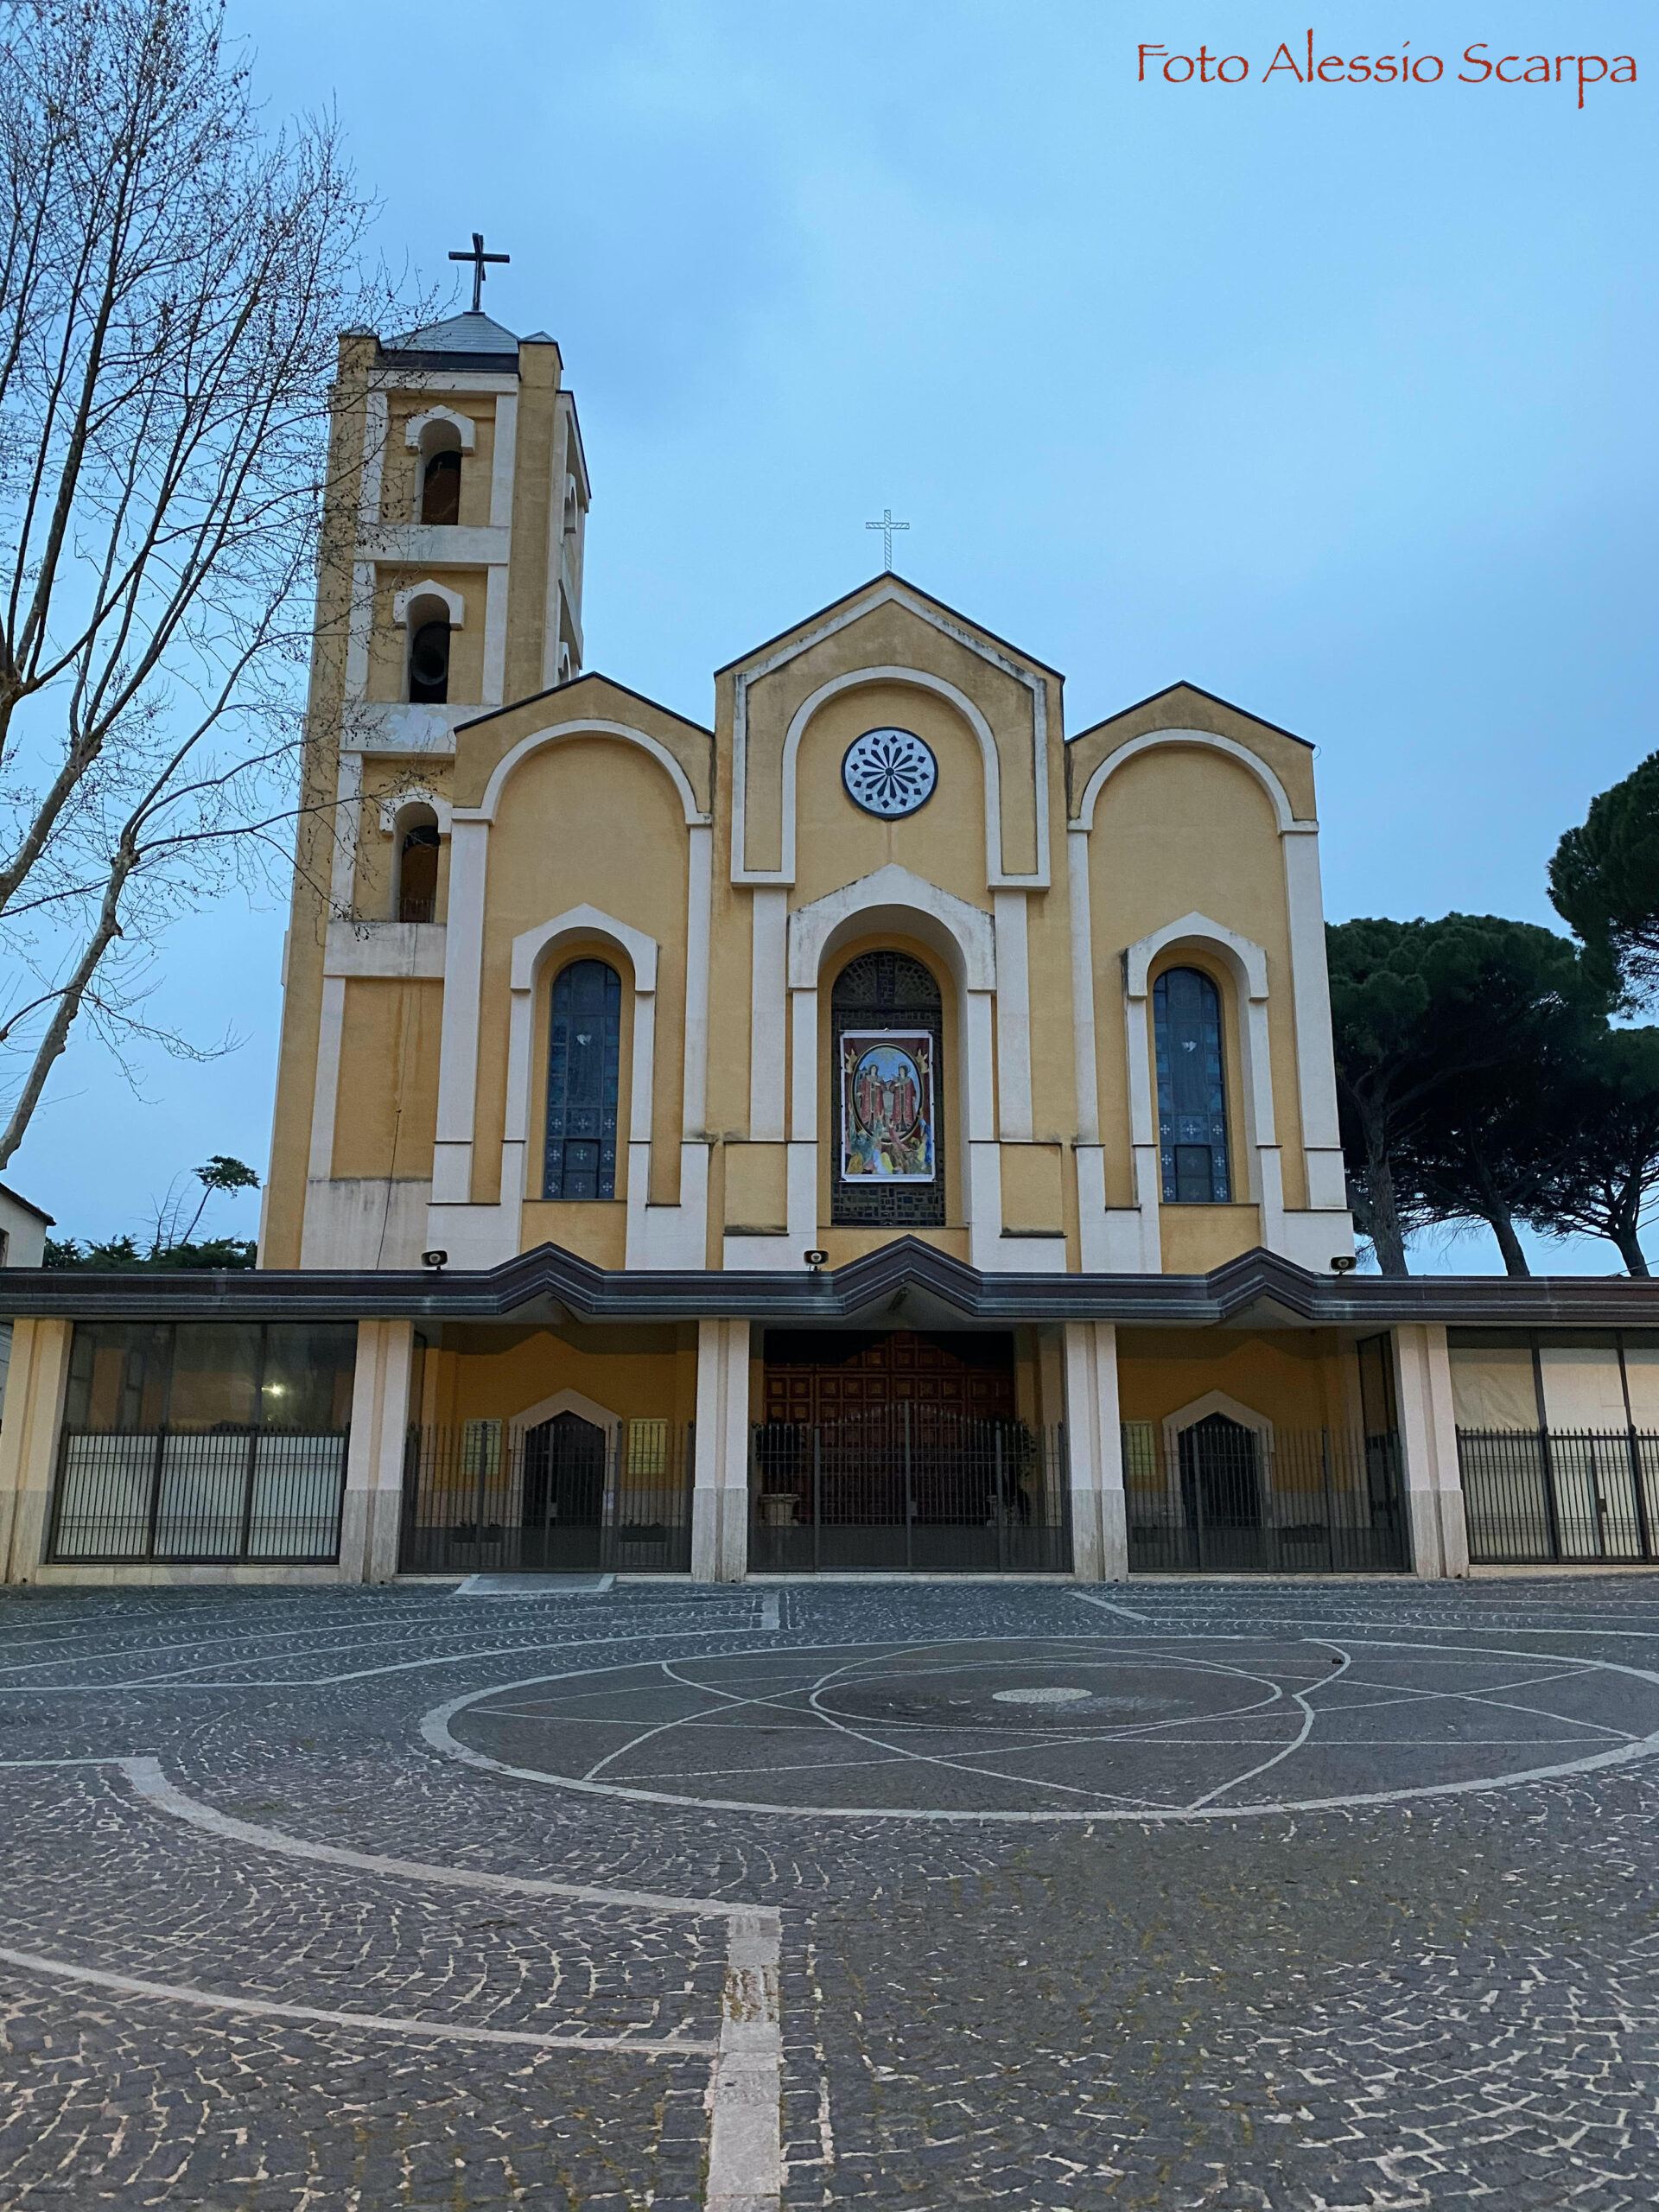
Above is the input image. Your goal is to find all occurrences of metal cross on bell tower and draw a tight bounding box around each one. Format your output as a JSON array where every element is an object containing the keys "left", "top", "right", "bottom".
[
  {"left": 448, "top": 232, "right": 510, "bottom": 315},
  {"left": 865, "top": 507, "right": 910, "bottom": 572}
]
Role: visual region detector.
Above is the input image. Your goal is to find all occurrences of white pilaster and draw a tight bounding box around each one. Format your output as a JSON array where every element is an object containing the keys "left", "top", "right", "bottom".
[
  {"left": 489, "top": 391, "right": 518, "bottom": 529},
  {"left": 0, "top": 1317, "right": 73, "bottom": 1583},
  {"left": 1122, "top": 988, "right": 1163, "bottom": 1271},
  {"left": 481, "top": 565, "right": 510, "bottom": 706},
  {"left": 786, "top": 986, "right": 819, "bottom": 1249},
  {"left": 964, "top": 986, "right": 1006, "bottom": 1269},
  {"left": 345, "top": 562, "right": 375, "bottom": 702},
  {"left": 307, "top": 976, "right": 347, "bottom": 1184},
  {"left": 328, "top": 751, "right": 364, "bottom": 918},
  {"left": 1282, "top": 826, "right": 1350, "bottom": 1212},
  {"left": 1062, "top": 1320, "right": 1128, "bottom": 1580},
  {"left": 341, "top": 1319, "right": 416, "bottom": 1583},
  {"left": 357, "top": 389, "right": 389, "bottom": 532},
  {"left": 691, "top": 1318, "right": 752, "bottom": 1582},
  {"left": 1392, "top": 1323, "right": 1470, "bottom": 1579}
]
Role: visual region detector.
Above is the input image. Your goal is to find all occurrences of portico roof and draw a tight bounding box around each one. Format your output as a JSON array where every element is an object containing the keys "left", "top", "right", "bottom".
[{"left": 3, "top": 1242, "right": 1655, "bottom": 1331}]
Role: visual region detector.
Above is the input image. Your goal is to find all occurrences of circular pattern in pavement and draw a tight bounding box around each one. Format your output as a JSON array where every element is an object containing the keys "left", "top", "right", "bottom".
[{"left": 431, "top": 1633, "right": 1659, "bottom": 1821}]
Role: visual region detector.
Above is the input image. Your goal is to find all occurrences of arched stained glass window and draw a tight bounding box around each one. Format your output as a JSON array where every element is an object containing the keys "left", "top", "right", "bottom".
[
  {"left": 1154, "top": 967, "right": 1231, "bottom": 1204},
  {"left": 543, "top": 960, "right": 621, "bottom": 1200}
]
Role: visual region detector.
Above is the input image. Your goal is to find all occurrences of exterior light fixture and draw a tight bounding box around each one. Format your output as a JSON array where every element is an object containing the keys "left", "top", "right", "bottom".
[
  {"left": 422, "top": 1249, "right": 448, "bottom": 1272},
  {"left": 1330, "top": 1255, "right": 1357, "bottom": 1274},
  {"left": 804, "top": 1249, "right": 829, "bottom": 1273}
]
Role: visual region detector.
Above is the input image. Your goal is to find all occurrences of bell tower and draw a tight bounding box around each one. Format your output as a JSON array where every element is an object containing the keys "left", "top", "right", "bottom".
[{"left": 260, "top": 245, "right": 592, "bottom": 1268}]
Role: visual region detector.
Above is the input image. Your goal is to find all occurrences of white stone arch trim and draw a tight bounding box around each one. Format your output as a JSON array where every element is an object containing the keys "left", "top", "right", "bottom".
[
  {"left": 1122, "top": 912, "right": 1282, "bottom": 1247},
  {"left": 1160, "top": 1389, "right": 1274, "bottom": 1465},
  {"left": 461, "top": 719, "right": 708, "bottom": 829},
  {"left": 785, "top": 864, "right": 995, "bottom": 991},
  {"left": 506, "top": 1387, "right": 621, "bottom": 1456},
  {"left": 377, "top": 785, "right": 453, "bottom": 836},
  {"left": 405, "top": 405, "right": 476, "bottom": 454},
  {"left": 730, "top": 576, "right": 1051, "bottom": 888},
  {"left": 510, "top": 905, "right": 658, "bottom": 995},
  {"left": 1126, "top": 911, "right": 1268, "bottom": 1001},
  {"left": 777, "top": 667, "right": 1006, "bottom": 890},
  {"left": 500, "top": 906, "right": 660, "bottom": 1229},
  {"left": 782, "top": 863, "right": 1004, "bottom": 1266},
  {"left": 1073, "top": 728, "right": 1306, "bottom": 835},
  {"left": 393, "top": 579, "right": 465, "bottom": 628}
]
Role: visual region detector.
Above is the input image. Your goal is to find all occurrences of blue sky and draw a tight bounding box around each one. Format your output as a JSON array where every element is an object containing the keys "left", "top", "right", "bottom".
[{"left": 25, "top": 2, "right": 1656, "bottom": 1270}]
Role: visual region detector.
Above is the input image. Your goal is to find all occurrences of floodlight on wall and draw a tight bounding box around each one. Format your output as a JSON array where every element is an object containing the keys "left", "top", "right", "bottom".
[
  {"left": 1330, "top": 1255, "right": 1357, "bottom": 1274},
  {"left": 804, "top": 1249, "right": 829, "bottom": 1274},
  {"left": 422, "top": 1249, "right": 448, "bottom": 1272}
]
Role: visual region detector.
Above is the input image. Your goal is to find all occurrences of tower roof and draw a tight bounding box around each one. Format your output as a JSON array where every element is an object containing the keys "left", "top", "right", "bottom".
[{"left": 381, "top": 309, "right": 520, "bottom": 370}]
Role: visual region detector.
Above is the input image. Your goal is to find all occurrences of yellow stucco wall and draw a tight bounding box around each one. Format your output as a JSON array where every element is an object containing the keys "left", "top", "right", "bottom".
[
  {"left": 332, "top": 980, "right": 443, "bottom": 1180},
  {"left": 1117, "top": 1329, "right": 1355, "bottom": 1433},
  {"left": 1088, "top": 743, "right": 1308, "bottom": 1215},
  {"left": 427, "top": 1322, "right": 697, "bottom": 1429},
  {"left": 270, "top": 335, "right": 1340, "bottom": 1288},
  {"left": 470, "top": 737, "right": 690, "bottom": 1211},
  {"left": 737, "top": 599, "right": 1048, "bottom": 879}
]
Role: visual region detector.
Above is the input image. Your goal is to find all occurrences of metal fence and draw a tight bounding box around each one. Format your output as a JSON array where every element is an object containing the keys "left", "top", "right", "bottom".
[
  {"left": 48, "top": 1429, "right": 347, "bottom": 1564},
  {"left": 1458, "top": 1428, "right": 1659, "bottom": 1564},
  {"left": 1124, "top": 1423, "right": 1408, "bottom": 1574},
  {"left": 398, "top": 1419, "right": 694, "bottom": 1574},
  {"left": 748, "top": 1407, "right": 1071, "bottom": 1573}
]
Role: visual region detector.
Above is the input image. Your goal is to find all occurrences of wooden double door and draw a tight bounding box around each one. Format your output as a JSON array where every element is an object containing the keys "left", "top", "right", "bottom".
[{"left": 762, "top": 1329, "right": 1017, "bottom": 1430}]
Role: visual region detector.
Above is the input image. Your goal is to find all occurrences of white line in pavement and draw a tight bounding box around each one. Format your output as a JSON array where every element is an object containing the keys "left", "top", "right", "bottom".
[
  {"left": 8, "top": 1756, "right": 786, "bottom": 2212},
  {"left": 0, "top": 1944, "right": 716, "bottom": 2055},
  {"left": 3, "top": 1624, "right": 779, "bottom": 1694},
  {"left": 1071, "top": 1591, "right": 1153, "bottom": 1623},
  {"left": 124, "top": 1757, "right": 746, "bottom": 1918},
  {"left": 706, "top": 1910, "right": 784, "bottom": 2212}
]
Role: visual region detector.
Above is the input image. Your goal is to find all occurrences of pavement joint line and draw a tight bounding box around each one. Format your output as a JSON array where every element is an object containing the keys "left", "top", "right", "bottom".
[
  {"left": 1071, "top": 1590, "right": 1154, "bottom": 1623},
  {"left": 422, "top": 1633, "right": 1659, "bottom": 1823},
  {"left": 11, "top": 1753, "right": 785, "bottom": 2212},
  {"left": 1, "top": 1622, "right": 790, "bottom": 1694},
  {"left": 0, "top": 1944, "right": 719, "bottom": 2055}
]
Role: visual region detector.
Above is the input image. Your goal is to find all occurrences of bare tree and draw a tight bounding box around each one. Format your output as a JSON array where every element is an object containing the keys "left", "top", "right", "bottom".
[{"left": 0, "top": 0, "right": 412, "bottom": 1165}]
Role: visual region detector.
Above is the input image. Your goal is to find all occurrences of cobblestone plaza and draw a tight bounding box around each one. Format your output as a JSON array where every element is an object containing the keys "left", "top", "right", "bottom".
[{"left": 6, "top": 1575, "right": 1659, "bottom": 2208}]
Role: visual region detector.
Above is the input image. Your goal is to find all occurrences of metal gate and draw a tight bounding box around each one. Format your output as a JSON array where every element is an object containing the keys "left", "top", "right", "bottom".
[
  {"left": 1459, "top": 1427, "right": 1659, "bottom": 1563},
  {"left": 748, "top": 1405, "right": 1071, "bottom": 1573},
  {"left": 398, "top": 1418, "right": 694, "bottom": 1574},
  {"left": 1124, "top": 1420, "right": 1408, "bottom": 1573}
]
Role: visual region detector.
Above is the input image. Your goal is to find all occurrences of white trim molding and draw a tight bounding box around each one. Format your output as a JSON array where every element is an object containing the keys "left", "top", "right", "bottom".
[
  {"left": 392, "top": 579, "right": 466, "bottom": 629},
  {"left": 377, "top": 786, "right": 453, "bottom": 836},
  {"left": 1122, "top": 911, "right": 1284, "bottom": 1259},
  {"left": 461, "top": 719, "right": 709, "bottom": 829},
  {"left": 783, "top": 863, "right": 1009, "bottom": 1268},
  {"left": 1063, "top": 1321, "right": 1128, "bottom": 1580},
  {"left": 729, "top": 577, "right": 1051, "bottom": 888},
  {"left": 1071, "top": 725, "right": 1350, "bottom": 1238},
  {"left": 1072, "top": 728, "right": 1304, "bottom": 836},
  {"left": 785, "top": 863, "right": 995, "bottom": 991},
  {"left": 404, "top": 405, "right": 476, "bottom": 454},
  {"left": 506, "top": 1388, "right": 620, "bottom": 1453},
  {"left": 1124, "top": 911, "right": 1268, "bottom": 1001},
  {"left": 1161, "top": 1389, "right": 1273, "bottom": 1461},
  {"left": 501, "top": 906, "right": 659, "bottom": 1229}
]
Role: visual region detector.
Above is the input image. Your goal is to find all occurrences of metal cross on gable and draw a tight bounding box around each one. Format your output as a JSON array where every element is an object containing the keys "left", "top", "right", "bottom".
[
  {"left": 865, "top": 507, "right": 910, "bottom": 572},
  {"left": 448, "top": 232, "right": 510, "bottom": 315}
]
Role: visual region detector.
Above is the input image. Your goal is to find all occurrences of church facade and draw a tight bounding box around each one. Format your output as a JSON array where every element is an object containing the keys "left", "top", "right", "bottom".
[{"left": 3, "top": 295, "right": 1656, "bottom": 1591}]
